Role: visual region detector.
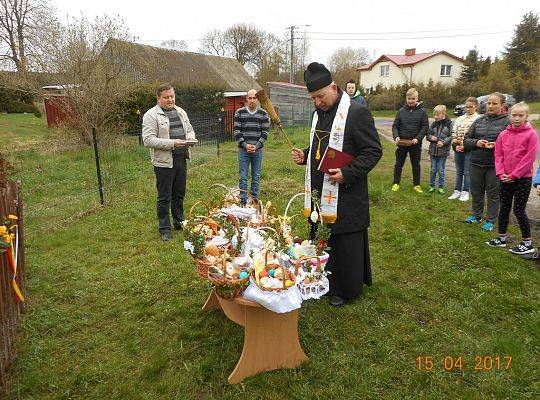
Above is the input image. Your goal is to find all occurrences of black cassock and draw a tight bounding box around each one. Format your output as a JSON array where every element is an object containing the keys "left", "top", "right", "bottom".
[{"left": 304, "top": 92, "right": 382, "bottom": 299}]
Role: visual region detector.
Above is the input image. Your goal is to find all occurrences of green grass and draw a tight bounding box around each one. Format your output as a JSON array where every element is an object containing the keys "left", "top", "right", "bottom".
[
  {"left": 4, "top": 126, "right": 539, "bottom": 399},
  {"left": 370, "top": 110, "right": 398, "bottom": 118},
  {"left": 0, "top": 113, "right": 53, "bottom": 148},
  {"left": 528, "top": 101, "right": 540, "bottom": 114}
]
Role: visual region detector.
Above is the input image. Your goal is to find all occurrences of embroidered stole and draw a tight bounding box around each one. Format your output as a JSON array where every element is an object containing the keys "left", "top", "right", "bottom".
[{"left": 304, "top": 94, "right": 351, "bottom": 223}]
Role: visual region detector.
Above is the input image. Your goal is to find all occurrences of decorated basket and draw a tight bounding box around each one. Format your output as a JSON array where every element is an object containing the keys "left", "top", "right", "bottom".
[
  {"left": 207, "top": 255, "right": 251, "bottom": 299},
  {"left": 249, "top": 251, "right": 297, "bottom": 293},
  {"left": 294, "top": 256, "right": 330, "bottom": 300}
]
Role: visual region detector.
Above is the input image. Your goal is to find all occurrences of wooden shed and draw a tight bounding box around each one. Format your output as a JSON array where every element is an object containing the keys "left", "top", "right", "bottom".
[{"left": 267, "top": 82, "right": 313, "bottom": 127}]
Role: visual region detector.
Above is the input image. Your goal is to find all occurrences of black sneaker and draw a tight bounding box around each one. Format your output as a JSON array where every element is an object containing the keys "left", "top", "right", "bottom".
[
  {"left": 509, "top": 242, "right": 534, "bottom": 255},
  {"left": 486, "top": 237, "right": 506, "bottom": 247},
  {"left": 160, "top": 231, "right": 172, "bottom": 241}
]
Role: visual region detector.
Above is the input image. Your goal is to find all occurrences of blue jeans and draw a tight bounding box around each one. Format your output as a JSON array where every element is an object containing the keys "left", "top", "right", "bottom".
[
  {"left": 453, "top": 150, "right": 471, "bottom": 192},
  {"left": 238, "top": 148, "right": 263, "bottom": 203},
  {"left": 429, "top": 155, "right": 447, "bottom": 188}
]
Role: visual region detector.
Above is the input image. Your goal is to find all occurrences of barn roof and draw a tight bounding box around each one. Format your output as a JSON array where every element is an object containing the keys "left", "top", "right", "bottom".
[{"left": 103, "top": 39, "right": 261, "bottom": 91}]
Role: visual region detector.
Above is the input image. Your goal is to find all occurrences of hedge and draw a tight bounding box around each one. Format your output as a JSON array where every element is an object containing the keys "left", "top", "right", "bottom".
[{"left": 119, "top": 83, "right": 226, "bottom": 133}]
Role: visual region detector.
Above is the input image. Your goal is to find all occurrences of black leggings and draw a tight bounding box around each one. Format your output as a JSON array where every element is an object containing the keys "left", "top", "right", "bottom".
[{"left": 498, "top": 177, "right": 532, "bottom": 238}]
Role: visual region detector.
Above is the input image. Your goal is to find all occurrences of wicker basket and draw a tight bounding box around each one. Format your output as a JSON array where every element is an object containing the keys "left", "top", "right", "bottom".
[
  {"left": 207, "top": 257, "right": 250, "bottom": 299},
  {"left": 295, "top": 256, "right": 329, "bottom": 300},
  {"left": 249, "top": 251, "right": 297, "bottom": 293}
]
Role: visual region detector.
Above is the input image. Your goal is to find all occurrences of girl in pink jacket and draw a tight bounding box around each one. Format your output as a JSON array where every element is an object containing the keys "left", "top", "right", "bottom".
[{"left": 486, "top": 102, "right": 538, "bottom": 255}]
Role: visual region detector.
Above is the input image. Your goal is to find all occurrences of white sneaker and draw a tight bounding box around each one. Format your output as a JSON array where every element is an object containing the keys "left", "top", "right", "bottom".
[
  {"left": 459, "top": 191, "right": 470, "bottom": 202},
  {"left": 448, "top": 190, "right": 460, "bottom": 200}
]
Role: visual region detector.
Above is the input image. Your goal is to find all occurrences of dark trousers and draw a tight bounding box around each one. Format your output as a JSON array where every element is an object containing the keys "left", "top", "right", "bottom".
[
  {"left": 498, "top": 177, "right": 532, "bottom": 238},
  {"left": 326, "top": 230, "right": 372, "bottom": 300},
  {"left": 470, "top": 164, "right": 500, "bottom": 222},
  {"left": 154, "top": 157, "right": 187, "bottom": 233},
  {"left": 393, "top": 144, "right": 422, "bottom": 186}
]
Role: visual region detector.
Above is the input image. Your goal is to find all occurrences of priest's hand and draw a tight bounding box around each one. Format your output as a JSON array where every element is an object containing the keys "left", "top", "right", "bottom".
[
  {"left": 292, "top": 148, "right": 304, "bottom": 164},
  {"left": 328, "top": 168, "right": 344, "bottom": 184}
]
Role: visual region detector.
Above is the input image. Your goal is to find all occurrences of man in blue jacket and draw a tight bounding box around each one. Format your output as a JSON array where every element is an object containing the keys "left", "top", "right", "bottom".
[{"left": 391, "top": 88, "right": 429, "bottom": 193}]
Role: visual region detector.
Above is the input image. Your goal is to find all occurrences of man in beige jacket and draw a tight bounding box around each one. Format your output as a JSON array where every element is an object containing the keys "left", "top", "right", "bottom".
[{"left": 142, "top": 83, "right": 197, "bottom": 241}]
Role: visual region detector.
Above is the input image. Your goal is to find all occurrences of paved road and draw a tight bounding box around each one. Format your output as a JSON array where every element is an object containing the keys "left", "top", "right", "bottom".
[{"left": 374, "top": 117, "right": 540, "bottom": 237}]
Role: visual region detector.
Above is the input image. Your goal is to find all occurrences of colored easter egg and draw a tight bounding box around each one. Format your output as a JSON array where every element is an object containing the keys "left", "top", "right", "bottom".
[
  {"left": 239, "top": 271, "right": 248, "bottom": 279},
  {"left": 268, "top": 268, "right": 276, "bottom": 277}
]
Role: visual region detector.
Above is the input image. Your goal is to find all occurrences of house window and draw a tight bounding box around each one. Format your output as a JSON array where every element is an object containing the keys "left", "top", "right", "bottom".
[
  {"left": 380, "top": 65, "right": 389, "bottom": 77},
  {"left": 440, "top": 65, "right": 452, "bottom": 76}
]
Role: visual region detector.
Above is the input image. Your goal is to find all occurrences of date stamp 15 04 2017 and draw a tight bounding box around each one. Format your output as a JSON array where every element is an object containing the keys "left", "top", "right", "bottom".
[{"left": 416, "top": 355, "right": 512, "bottom": 372}]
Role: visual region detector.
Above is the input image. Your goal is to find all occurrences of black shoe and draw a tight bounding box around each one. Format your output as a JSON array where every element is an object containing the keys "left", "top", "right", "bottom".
[
  {"left": 329, "top": 296, "right": 346, "bottom": 307},
  {"left": 509, "top": 242, "right": 534, "bottom": 255},
  {"left": 160, "top": 231, "right": 171, "bottom": 241},
  {"left": 173, "top": 222, "right": 183, "bottom": 231}
]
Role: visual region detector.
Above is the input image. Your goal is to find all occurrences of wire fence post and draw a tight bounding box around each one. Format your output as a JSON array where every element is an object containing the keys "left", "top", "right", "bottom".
[
  {"left": 138, "top": 113, "right": 143, "bottom": 146},
  {"left": 91, "top": 127, "right": 105, "bottom": 206}
]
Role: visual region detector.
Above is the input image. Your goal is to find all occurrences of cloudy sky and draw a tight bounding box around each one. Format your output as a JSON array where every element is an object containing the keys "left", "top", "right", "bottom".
[{"left": 53, "top": 0, "right": 538, "bottom": 64}]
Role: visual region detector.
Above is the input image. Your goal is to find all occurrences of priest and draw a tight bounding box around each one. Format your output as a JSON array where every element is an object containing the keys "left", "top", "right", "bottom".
[{"left": 291, "top": 62, "right": 382, "bottom": 306}]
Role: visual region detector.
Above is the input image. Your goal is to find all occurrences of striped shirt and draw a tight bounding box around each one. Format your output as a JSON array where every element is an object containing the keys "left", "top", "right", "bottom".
[
  {"left": 234, "top": 107, "right": 270, "bottom": 149},
  {"left": 162, "top": 107, "right": 187, "bottom": 158}
]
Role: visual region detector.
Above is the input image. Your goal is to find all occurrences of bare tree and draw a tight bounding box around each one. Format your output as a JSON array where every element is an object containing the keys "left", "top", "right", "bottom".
[
  {"left": 0, "top": 0, "right": 58, "bottom": 72},
  {"left": 223, "top": 23, "right": 261, "bottom": 66},
  {"left": 43, "top": 14, "right": 143, "bottom": 143},
  {"left": 199, "top": 28, "right": 226, "bottom": 56},
  {"left": 253, "top": 32, "right": 285, "bottom": 85},
  {"left": 160, "top": 39, "right": 188, "bottom": 51},
  {"left": 328, "top": 47, "right": 371, "bottom": 87}
]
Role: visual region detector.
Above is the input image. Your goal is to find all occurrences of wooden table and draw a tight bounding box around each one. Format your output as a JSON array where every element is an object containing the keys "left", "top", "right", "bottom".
[{"left": 202, "top": 290, "right": 309, "bottom": 384}]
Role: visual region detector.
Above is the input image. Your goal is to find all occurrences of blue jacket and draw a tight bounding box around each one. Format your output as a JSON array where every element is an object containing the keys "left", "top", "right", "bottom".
[
  {"left": 534, "top": 166, "right": 540, "bottom": 187},
  {"left": 350, "top": 91, "right": 367, "bottom": 107}
]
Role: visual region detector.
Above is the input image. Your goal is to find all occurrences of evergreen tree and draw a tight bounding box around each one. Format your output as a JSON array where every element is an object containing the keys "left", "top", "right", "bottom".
[
  {"left": 503, "top": 11, "right": 540, "bottom": 77},
  {"left": 479, "top": 56, "right": 492, "bottom": 77},
  {"left": 459, "top": 48, "right": 482, "bottom": 82}
]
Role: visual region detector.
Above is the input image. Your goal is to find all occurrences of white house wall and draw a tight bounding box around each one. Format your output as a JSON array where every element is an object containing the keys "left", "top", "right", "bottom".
[
  {"left": 410, "top": 54, "right": 463, "bottom": 86},
  {"left": 359, "top": 54, "right": 464, "bottom": 90}
]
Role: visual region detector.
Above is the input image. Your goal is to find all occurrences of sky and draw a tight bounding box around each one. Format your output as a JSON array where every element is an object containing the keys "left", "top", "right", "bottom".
[{"left": 53, "top": 0, "right": 538, "bottom": 65}]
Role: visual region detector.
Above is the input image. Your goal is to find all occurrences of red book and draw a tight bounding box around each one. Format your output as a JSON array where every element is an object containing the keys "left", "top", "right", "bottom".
[{"left": 317, "top": 146, "right": 355, "bottom": 173}]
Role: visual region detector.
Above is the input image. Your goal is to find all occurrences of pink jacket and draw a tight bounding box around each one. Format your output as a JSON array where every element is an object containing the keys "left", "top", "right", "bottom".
[{"left": 494, "top": 123, "right": 538, "bottom": 180}]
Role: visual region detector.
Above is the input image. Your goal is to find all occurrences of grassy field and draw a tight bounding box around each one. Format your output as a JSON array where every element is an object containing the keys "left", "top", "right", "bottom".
[
  {"left": 2, "top": 116, "right": 539, "bottom": 399},
  {"left": 528, "top": 101, "right": 540, "bottom": 114},
  {"left": 0, "top": 113, "right": 54, "bottom": 148}
]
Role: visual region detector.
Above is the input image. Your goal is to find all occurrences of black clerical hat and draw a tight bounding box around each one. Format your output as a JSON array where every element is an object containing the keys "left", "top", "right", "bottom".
[{"left": 304, "top": 62, "right": 333, "bottom": 92}]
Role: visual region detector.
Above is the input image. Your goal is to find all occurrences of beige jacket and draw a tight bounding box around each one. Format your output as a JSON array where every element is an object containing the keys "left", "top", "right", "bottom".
[
  {"left": 452, "top": 112, "right": 480, "bottom": 144},
  {"left": 142, "top": 104, "right": 196, "bottom": 168}
]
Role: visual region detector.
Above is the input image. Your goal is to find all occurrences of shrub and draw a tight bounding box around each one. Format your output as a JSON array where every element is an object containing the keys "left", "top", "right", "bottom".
[
  {"left": 0, "top": 87, "right": 39, "bottom": 114},
  {"left": 119, "top": 83, "right": 226, "bottom": 133}
]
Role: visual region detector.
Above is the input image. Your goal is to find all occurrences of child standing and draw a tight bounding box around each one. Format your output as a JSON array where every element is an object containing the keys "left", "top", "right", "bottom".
[
  {"left": 486, "top": 102, "right": 538, "bottom": 254},
  {"left": 426, "top": 105, "right": 453, "bottom": 194},
  {"left": 448, "top": 97, "right": 481, "bottom": 201},
  {"left": 391, "top": 88, "right": 429, "bottom": 193}
]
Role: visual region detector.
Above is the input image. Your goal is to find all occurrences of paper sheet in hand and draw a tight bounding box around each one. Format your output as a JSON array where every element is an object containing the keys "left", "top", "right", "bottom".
[{"left": 317, "top": 146, "right": 355, "bottom": 173}]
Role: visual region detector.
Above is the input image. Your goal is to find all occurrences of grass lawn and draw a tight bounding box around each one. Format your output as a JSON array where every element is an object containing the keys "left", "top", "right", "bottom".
[
  {"left": 4, "top": 126, "right": 539, "bottom": 399},
  {"left": 0, "top": 113, "right": 53, "bottom": 148},
  {"left": 528, "top": 101, "right": 540, "bottom": 115}
]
